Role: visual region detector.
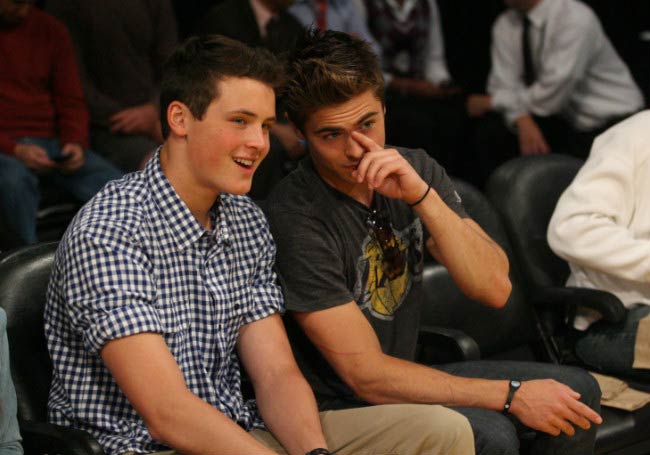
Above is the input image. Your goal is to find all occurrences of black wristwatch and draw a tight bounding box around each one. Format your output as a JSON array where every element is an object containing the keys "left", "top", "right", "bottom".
[
  {"left": 305, "top": 449, "right": 331, "bottom": 455},
  {"left": 503, "top": 379, "right": 521, "bottom": 414}
]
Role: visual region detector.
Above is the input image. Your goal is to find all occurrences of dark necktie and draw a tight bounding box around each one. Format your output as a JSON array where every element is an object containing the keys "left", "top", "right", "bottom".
[
  {"left": 522, "top": 16, "right": 536, "bottom": 86},
  {"left": 265, "top": 16, "right": 285, "bottom": 53},
  {"left": 315, "top": 0, "right": 328, "bottom": 30}
]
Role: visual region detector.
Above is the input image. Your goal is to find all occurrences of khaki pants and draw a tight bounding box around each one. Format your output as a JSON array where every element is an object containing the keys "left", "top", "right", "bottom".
[{"left": 125, "top": 403, "right": 474, "bottom": 455}]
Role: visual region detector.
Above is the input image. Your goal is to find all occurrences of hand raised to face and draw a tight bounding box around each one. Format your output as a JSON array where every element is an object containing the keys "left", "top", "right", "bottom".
[{"left": 350, "top": 131, "right": 429, "bottom": 205}]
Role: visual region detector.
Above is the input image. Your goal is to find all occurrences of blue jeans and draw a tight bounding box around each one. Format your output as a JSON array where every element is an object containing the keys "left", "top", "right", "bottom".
[
  {"left": 436, "top": 361, "right": 600, "bottom": 455},
  {"left": 576, "top": 304, "right": 650, "bottom": 380},
  {"left": 0, "top": 308, "right": 23, "bottom": 454},
  {"left": 0, "top": 138, "right": 122, "bottom": 245}
]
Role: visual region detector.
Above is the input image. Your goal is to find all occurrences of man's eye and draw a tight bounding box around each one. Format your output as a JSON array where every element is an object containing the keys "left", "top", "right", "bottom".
[
  {"left": 360, "top": 121, "right": 375, "bottom": 131},
  {"left": 324, "top": 131, "right": 340, "bottom": 140},
  {"left": 232, "top": 118, "right": 246, "bottom": 125}
]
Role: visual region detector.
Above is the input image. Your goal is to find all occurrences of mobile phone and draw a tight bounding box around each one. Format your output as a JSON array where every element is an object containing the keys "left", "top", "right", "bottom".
[{"left": 53, "top": 154, "right": 72, "bottom": 163}]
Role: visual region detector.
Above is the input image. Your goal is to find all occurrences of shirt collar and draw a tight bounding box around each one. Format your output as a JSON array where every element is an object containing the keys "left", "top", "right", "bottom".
[
  {"left": 385, "top": 0, "right": 420, "bottom": 21},
  {"left": 145, "top": 150, "right": 222, "bottom": 252},
  {"left": 526, "top": 0, "right": 554, "bottom": 28}
]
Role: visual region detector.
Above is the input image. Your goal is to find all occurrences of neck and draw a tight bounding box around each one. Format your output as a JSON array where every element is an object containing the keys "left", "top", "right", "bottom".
[
  {"left": 256, "top": 0, "right": 281, "bottom": 14},
  {"left": 520, "top": 0, "right": 542, "bottom": 14},
  {"left": 160, "top": 142, "right": 217, "bottom": 230},
  {"left": 316, "top": 168, "right": 374, "bottom": 207}
]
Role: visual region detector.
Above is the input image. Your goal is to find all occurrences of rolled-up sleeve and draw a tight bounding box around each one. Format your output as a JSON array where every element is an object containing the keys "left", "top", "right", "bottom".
[{"left": 60, "top": 232, "right": 160, "bottom": 354}]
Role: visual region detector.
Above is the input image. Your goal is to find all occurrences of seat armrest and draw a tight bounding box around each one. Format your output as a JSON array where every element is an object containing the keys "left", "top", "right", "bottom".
[
  {"left": 531, "top": 286, "right": 626, "bottom": 324},
  {"left": 19, "top": 420, "right": 106, "bottom": 455},
  {"left": 417, "top": 325, "right": 481, "bottom": 363}
]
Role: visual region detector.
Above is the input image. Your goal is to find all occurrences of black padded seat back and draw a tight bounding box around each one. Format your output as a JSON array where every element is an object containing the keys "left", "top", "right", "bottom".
[
  {"left": 486, "top": 155, "right": 583, "bottom": 288},
  {"left": 0, "top": 242, "right": 58, "bottom": 422},
  {"left": 421, "top": 180, "right": 538, "bottom": 359}
]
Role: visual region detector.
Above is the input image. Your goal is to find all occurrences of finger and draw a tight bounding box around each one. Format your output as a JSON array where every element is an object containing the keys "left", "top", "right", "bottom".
[
  {"left": 357, "top": 150, "right": 393, "bottom": 184},
  {"left": 355, "top": 151, "right": 377, "bottom": 183},
  {"left": 109, "top": 111, "right": 128, "bottom": 124},
  {"left": 552, "top": 417, "right": 576, "bottom": 437},
  {"left": 351, "top": 130, "right": 383, "bottom": 153},
  {"left": 111, "top": 117, "right": 132, "bottom": 133},
  {"left": 363, "top": 154, "right": 396, "bottom": 187},
  {"left": 33, "top": 149, "right": 54, "bottom": 164},
  {"left": 521, "top": 146, "right": 533, "bottom": 156},
  {"left": 537, "top": 419, "right": 561, "bottom": 437},
  {"left": 568, "top": 398, "right": 602, "bottom": 425},
  {"left": 67, "top": 154, "right": 84, "bottom": 168},
  {"left": 369, "top": 157, "right": 403, "bottom": 189},
  {"left": 560, "top": 406, "right": 591, "bottom": 430},
  {"left": 63, "top": 156, "right": 84, "bottom": 172},
  {"left": 34, "top": 156, "right": 55, "bottom": 169}
]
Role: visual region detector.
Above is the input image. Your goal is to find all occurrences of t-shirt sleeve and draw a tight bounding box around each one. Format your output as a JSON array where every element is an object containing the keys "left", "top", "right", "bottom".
[
  {"left": 59, "top": 231, "right": 160, "bottom": 354},
  {"left": 269, "top": 210, "right": 354, "bottom": 313},
  {"left": 406, "top": 148, "right": 468, "bottom": 218}
]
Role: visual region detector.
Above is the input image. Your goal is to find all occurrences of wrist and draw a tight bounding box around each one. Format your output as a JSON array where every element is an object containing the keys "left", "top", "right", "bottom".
[
  {"left": 408, "top": 184, "right": 431, "bottom": 208},
  {"left": 503, "top": 379, "right": 521, "bottom": 414}
]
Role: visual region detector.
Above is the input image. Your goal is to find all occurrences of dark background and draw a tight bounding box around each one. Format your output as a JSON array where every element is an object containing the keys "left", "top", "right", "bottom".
[{"left": 35, "top": 0, "right": 650, "bottom": 105}]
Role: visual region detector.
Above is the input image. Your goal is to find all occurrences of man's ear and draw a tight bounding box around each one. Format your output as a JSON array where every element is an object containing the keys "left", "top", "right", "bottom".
[{"left": 167, "top": 101, "right": 191, "bottom": 137}]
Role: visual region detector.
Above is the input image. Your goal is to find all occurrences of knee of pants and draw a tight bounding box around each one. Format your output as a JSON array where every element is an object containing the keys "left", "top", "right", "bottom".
[
  {"left": 0, "top": 159, "right": 37, "bottom": 192},
  {"left": 467, "top": 411, "right": 519, "bottom": 455},
  {"left": 406, "top": 406, "right": 475, "bottom": 454},
  {"left": 556, "top": 366, "right": 601, "bottom": 410}
]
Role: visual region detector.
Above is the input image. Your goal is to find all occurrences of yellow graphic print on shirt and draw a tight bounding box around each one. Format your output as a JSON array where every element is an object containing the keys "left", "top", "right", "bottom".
[{"left": 355, "top": 219, "right": 423, "bottom": 321}]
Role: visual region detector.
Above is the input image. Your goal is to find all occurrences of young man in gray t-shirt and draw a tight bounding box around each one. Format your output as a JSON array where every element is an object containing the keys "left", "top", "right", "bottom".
[{"left": 265, "top": 29, "right": 603, "bottom": 455}]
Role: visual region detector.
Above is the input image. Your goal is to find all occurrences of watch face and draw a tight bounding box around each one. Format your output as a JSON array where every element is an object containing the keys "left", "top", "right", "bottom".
[{"left": 511, "top": 380, "right": 521, "bottom": 388}]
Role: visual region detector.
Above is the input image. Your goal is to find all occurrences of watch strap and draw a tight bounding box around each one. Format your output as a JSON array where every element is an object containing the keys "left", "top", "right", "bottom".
[
  {"left": 305, "top": 449, "right": 331, "bottom": 455},
  {"left": 503, "top": 379, "right": 521, "bottom": 414}
]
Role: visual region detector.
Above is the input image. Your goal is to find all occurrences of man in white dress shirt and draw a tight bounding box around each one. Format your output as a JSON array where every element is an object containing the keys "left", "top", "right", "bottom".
[
  {"left": 467, "top": 0, "right": 644, "bottom": 183},
  {"left": 548, "top": 110, "right": 650, "bottom": 381}
]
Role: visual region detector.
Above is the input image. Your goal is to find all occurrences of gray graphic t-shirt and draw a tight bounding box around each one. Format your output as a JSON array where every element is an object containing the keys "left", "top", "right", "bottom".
[{"left": 265, "top": 147, "right": 466, "bottom": 408}]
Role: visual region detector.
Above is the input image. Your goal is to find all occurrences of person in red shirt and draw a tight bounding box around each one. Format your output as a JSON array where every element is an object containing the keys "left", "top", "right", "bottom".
[{"left": 0, "top": 0, "right": 121, "bottom": 245}]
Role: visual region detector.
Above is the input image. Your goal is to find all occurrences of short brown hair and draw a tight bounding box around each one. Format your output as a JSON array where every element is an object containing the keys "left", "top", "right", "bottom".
[
  {"left": 160, "top": 35, "right": 284, "bottom": 138},
  {"left": 283, "top": 29, "right": 385, "bottom": 130}
]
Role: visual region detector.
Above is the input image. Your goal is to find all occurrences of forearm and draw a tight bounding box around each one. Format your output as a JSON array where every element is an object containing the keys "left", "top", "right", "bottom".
[
  {"left": 148, "top": 389, "right": 276, "bottom": 455},
  {"left": 255, "top": 368, "right": 327, "bottom": 455},
  {"left": 353, "top": 353, "right": 509, "bottom": 411},
  {"left": 414, "top": 190, "right": 511, "bottom": 307}
]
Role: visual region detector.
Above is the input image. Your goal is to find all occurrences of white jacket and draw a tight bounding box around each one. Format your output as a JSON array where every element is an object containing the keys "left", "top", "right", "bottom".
[{"left": 548, "top": 110, "right": 650, "bottom": 329}]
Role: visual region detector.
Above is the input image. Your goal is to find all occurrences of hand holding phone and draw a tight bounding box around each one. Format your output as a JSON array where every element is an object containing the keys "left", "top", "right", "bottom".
[{"left": 53, "top": 153, "right": 73, "bottom": 163}]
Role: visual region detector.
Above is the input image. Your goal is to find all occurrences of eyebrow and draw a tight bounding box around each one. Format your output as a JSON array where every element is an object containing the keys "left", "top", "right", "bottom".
[
  {"left": 313, "top": 111, "right": 379, "bottom": 135},
  {"left": 227, "top": 109, "right": 276, "bottom": 123}
]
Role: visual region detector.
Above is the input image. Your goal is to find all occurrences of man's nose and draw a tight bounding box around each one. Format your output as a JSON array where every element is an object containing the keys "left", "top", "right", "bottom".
[
  {"left": 344, "top": 133, "right": 365, "bottom": 160},
  {"left": 246, "top": 125, "right": 267, "bottom": 150}
]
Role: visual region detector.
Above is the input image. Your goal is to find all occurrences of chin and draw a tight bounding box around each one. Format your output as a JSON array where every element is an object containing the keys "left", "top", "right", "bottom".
[{"left": 225, "top": 182, "right": 253, "bottom": 196}]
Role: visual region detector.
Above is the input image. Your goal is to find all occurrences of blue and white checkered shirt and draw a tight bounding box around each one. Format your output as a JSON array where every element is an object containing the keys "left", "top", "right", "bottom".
[{"left": 44, "top": 152, "right": 284, "bottom": 455}]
